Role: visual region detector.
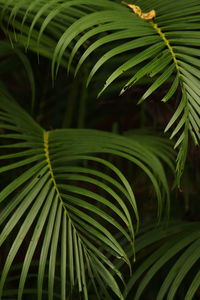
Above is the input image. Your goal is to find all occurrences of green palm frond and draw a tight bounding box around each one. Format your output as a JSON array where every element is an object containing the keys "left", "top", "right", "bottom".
[
  {"left": 120, "top": 221, "right": 200, "bottom": 300},
  {"left": 0, "top": 0, "right": 199, "bottom": 183},
  {"left": 0, "top": 84, "right": 172, "bottom": 299}
]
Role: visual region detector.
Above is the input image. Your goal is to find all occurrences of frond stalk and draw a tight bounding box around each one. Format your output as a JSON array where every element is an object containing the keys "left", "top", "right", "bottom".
[
  {"left": 43, "top": 130, "right": 64, "bottom": 208},
  {"left": 151, "top": 22, "right": 180, "bottom": 74}
]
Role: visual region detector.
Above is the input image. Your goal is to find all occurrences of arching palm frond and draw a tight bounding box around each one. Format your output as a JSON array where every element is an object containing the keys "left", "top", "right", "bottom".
[
  {"left": 1, "top": 0, "right": 199, "bottom": 184},
  {"left": 121, "top": 221, "right": 200, "bottom": 300},
  {"left": 0, "top": 0, "right": 116, "bottom": 70},
  {"left": 0, "top": 84, "right": 172, "bottom": 299}
]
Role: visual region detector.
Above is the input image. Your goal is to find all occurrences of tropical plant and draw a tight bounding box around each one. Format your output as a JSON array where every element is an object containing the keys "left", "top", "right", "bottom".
[{"left": 0, "top": 0, "right": 199, "bottom": 299}]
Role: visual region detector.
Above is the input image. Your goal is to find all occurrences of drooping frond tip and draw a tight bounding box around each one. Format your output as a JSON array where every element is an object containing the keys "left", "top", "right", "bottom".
[{"left": 122, "top": 1, "right": 156, "bottom": 21}]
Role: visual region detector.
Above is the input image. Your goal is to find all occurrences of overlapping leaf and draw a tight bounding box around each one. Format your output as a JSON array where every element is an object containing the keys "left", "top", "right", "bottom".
[{"left": 121, "top": 221, "right": 200, "bottom": 300}]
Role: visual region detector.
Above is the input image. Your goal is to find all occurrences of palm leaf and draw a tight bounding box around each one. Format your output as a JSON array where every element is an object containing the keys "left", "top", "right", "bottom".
[
  {"left": 121, "top": 221, "right": 200, "bottom": 300},
  {"left": 0, "top": 84, "right": 172, "bottom": 299}
]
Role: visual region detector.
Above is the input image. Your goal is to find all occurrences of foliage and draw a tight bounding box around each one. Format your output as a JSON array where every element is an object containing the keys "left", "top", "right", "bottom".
[{"left": 0, "top": 0, "right": 199, "bottom": 299}]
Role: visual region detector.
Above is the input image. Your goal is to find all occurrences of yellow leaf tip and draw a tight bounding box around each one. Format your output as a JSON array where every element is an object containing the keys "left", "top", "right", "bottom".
[{"left": 122, "top": 2, "right": 156, "bottom": 21}]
